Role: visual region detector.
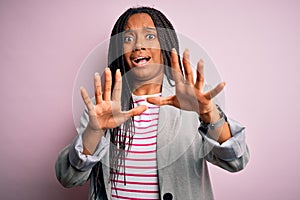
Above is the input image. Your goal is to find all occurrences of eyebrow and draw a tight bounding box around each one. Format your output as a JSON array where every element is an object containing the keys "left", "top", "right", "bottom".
[
  {"left": 144, "top": 27, "right": 157, "bottom": 31},
  {"left": 124, "top": 27, "right": 157, "bottom": 33}
]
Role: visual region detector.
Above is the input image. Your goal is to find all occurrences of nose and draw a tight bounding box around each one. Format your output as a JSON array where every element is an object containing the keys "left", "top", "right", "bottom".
[
  {"left": 132, "top": 35, "right": 145, "bottom": 52},
  {"left": 132, "top": 47, "right": 145, "bottom": 52}
]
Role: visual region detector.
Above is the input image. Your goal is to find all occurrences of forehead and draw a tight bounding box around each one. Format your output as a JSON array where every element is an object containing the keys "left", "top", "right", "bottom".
[{"left": 124, "top": 13, "right": 156, "bottom": 30}]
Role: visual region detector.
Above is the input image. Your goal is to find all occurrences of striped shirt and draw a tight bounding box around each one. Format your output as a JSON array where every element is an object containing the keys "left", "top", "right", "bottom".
[{"left": 111, "top": 93, "right": 161, "bottom": 200}]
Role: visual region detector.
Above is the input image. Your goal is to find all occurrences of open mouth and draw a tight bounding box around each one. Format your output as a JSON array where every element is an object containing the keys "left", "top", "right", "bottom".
[{"left": 132, "top": 56, "right": 151, "bottom": 66}]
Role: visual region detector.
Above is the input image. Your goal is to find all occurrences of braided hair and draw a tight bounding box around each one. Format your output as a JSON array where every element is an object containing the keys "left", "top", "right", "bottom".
[{"left": 92, "top": 6, "right": 182, "bottom": 199}]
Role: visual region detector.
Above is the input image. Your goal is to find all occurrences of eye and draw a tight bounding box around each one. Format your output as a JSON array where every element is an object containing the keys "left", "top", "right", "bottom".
[
  {"left": 124, "top": 35, "right": 134, "bottom": 43},
  {"left": 145, "top": 34, "right": 156, "bottom": 40}
]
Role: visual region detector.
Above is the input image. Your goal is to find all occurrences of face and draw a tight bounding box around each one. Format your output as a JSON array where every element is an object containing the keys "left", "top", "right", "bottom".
[{"left": 123, "top": 13, "right": 164, "bottom": 84}]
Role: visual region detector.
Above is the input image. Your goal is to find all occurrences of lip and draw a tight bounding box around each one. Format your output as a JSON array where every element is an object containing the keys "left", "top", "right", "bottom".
[{"left": 130, "top": 56, "right": 151, "bottom": 67}]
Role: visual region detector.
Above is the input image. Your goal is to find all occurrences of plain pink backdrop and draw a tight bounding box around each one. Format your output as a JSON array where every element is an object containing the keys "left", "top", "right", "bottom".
[{"left": 1, "top": 0, "right": 300, "bottom": 199}]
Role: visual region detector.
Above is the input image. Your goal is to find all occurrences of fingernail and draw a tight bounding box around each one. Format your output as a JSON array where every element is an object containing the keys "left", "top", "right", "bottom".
[
  {"left": 172, "top": 48, "right": 177, "bottom": 53},
  {"left": 95, "top": 72, "right": 99, "bottom": 76},
  {"left": 184, "top": 48, "right": 190, "bottom": 58}
]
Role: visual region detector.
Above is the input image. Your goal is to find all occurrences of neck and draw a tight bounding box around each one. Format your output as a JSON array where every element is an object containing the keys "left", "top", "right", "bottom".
[
  {"left": 133, "top": 83, "right": 162, "bottom": 96},
  {"left": 132, "top": 75, "right": 163, "bottom": 96}
]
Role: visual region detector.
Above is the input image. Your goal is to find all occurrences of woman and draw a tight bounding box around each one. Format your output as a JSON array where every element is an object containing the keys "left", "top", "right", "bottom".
[{"left": 56, "top": 6, "right": 249, "bottom": 200}]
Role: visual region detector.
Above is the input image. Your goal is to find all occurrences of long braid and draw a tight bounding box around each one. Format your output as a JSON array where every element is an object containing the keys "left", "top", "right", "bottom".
[{"left": 92, "top": 7, "right": 182, "bottom": 199}]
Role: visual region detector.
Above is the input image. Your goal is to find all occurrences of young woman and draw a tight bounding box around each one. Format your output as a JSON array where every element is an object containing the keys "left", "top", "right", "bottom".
[{"left": 56, "top": 7, "right": 249, "bottom": 200}]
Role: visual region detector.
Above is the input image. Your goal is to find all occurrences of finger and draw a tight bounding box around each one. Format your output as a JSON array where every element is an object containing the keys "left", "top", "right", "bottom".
[
  {"left": 114, "top": 105, "right": 148, "bottom": 126},
  {"left": 80, "top": 87, "right": 94, "bottom": 111},
  {"left": 205, "top": 82, "right": 226, "bottom": 99},
  {"left": 112, "top": 69, "right": 122, "bottom": 101},
  {"left": 171, "top": 48, "right": 183, "bottom": 84},
  {"left": 127, "top": 105, "right": 148, "bottom": 117},
  {"left": 146, "top": 96, "right": 175, "bottom": 106},
  {"left": 182, "top": 49, "right": 194, "bottom": 84},
  {"left": 103, "top": 68, "right": 112, "bottom": 101},
  {"left": 94, "top": 72, "right": 102, "bottom": 104},
  {"left": 195, "top": 59, "right": 204, "bottom": 90}
]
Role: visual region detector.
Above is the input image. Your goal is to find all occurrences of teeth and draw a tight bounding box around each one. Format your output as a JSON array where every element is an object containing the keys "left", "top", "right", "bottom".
[
  {"left": 134, "top": 57, "right": 145, "bottom": 63},
  {"left": 132, "top": 56, "right": 150, "bottom": 64}
]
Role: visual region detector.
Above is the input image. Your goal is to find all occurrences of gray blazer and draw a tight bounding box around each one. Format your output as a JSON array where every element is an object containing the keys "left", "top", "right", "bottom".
[{"left": 56, "top": 77, "right": 249, "bottom": 200}]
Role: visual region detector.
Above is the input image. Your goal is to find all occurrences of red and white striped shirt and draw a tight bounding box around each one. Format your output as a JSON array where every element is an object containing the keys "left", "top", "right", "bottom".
[{"left": 111, "top": 93, "right": 161, "bottom": 200}]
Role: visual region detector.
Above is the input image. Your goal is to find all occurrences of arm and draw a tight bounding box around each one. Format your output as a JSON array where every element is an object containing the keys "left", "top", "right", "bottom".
[
  {"left": 56, "top": 68, "right": 147, "bottom": 187},
  {"left": 55, "top": 108, "right": 110, "bottom": 188},
  {"left": 199, "top": 103, "right": 232, "bottom": 144},
  {"left": 200, "top": 117, "right": 250, "bottom": 172},
  {"left": 146, "top": 48, "right": 249, "bottom": 171},
  {"left": 55, "top": 145, "right": 94, "bottom": 188}
]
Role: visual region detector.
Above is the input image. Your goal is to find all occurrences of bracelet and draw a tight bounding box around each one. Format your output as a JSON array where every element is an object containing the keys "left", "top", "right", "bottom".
[{"left": 200, "top": 104, "right": 227, "bottom": 131}]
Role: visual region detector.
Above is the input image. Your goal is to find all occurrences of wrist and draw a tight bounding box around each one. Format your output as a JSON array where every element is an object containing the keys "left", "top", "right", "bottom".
[
  {"left": 199, "top": 103, "right": 220, "bottom": 124},
  {"left": 82, "top": 125, "right": 105, "bottom": 155},
  {"left": 86, "top": 123, "right": 105, "bottom": 134},
  {"left": 200, "top": 104, "right": 227, "bottom": 130},
  {"left": 83, "top": 144, "right": 92, "bottom": 155}
]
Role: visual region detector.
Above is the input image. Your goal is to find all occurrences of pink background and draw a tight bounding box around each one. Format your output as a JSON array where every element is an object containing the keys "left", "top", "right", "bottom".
[{"left": 1, "top": 0, "right": 299, "bottom": 199}]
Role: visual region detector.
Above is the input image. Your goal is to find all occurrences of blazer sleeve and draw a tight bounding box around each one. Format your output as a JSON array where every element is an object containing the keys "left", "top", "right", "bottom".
[
  {"left": 55, "top": 108, "right": 110, "bottom": 188},
  {"left": 199, "top": 118, "right": 250, "bottom": 172}
]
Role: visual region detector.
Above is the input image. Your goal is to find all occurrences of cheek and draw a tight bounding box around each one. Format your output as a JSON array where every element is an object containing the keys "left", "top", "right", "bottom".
[
  {"left": 123, "top": 45, "right": 133, "bottom": 55},
  {"left": 124, "top": 52, "right": 131, "bottom": 63},
  {"left": 153, "top": 50, "right": 163, "bottom": 64}
]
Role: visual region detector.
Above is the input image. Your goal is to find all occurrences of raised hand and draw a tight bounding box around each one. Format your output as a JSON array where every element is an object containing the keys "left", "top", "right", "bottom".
[
  {"left": 147, "top": 48, "right": 225, "bottom": 123},
  {"left": 81, "top": 68, "right": 147, "bottom": 131}
]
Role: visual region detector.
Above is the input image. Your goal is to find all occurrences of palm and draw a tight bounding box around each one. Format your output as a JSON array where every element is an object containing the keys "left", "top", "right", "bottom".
[
  {"left": 147, "top": 49, "right": 225, "bottom": 115},
  {"left": 92, "top": 102, "right": 119, "bottom": 129},
  {"left": 81, "top": 69, "right": 147, "bottom": 131},
  {"left": 171, "top": 83, "right": 211, "bottom": 114}
]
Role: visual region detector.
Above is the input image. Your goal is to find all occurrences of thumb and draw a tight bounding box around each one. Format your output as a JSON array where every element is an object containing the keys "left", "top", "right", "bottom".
[
  {"left": 146, "top": 96, "right": 174, "bottom": 106},
  {"left": 113, "top": 105, "right": 148, "bottom": 127}
]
